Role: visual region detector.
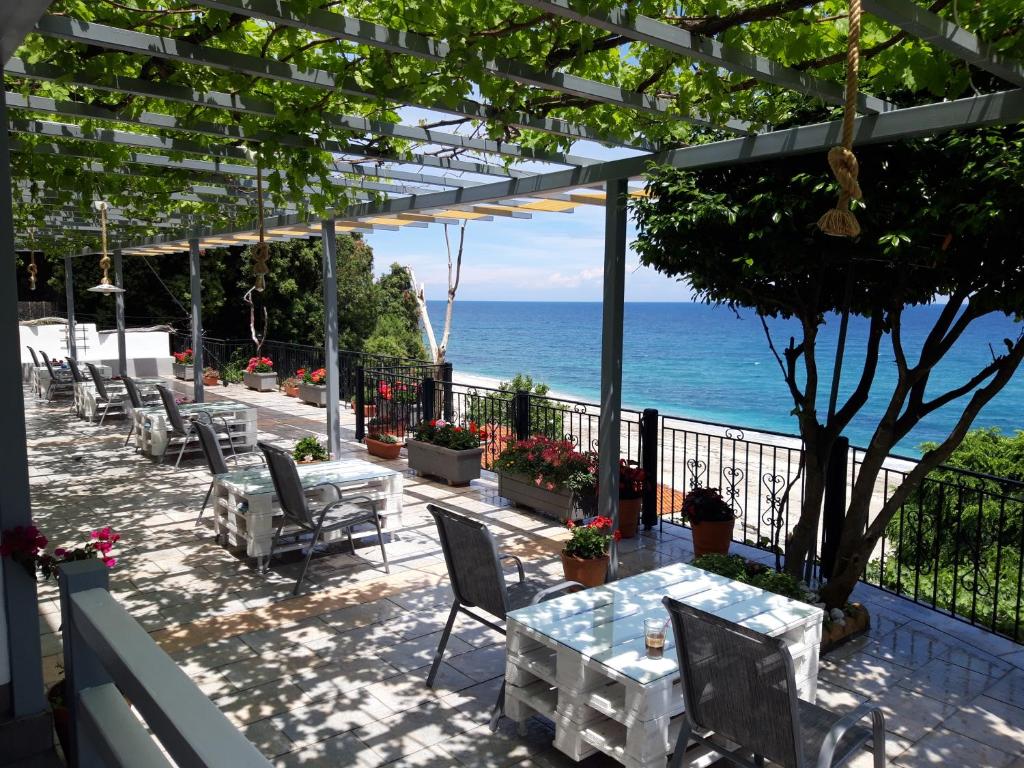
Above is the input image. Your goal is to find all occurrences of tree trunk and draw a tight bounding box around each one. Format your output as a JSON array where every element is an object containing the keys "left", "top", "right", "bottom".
[{"left": 784, "top": 446, "right": 826, "bottom": 579}]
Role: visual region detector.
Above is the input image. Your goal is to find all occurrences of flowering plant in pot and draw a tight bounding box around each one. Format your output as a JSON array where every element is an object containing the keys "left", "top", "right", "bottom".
[
  {"left": 365, "top": 419, "right": 401, "bottom": 459},
  {"left": 281, "top": 375, "right": 301, "bottom": 397},
  {"left": 407, "top": 419, "right": 486, "bottom": 485},
  {"left": 561, "top": 516, "right": 620, "bottom": 588},
  {"left": 243, "top": 356, "right": 276, "bottom": 391},
  {"left": 202, "top": 367, "right": 220, "bottom": 386},
  {"left": 297, "top": 367, "right": 328, "bottom": 406},
  {"left": 293, "top": 436, "right": 329, "bottom": 464},
  {"left": 616, "top": 460, "right": 646, "bottom": 539},
  {"left": 493, "top": 436, "right": 597, "bottom": 520},
  {"left": 172, "top": 348, "right": 194, "bottom": 380},
  {"left": 681, "top": 487, "right": 736, "bottom": 557}
]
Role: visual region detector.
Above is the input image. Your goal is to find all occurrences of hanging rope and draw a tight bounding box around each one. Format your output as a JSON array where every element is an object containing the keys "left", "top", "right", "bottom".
[
  {"left": 818, "top": 0, "right": 863, "bottom": 238},
  {"left": 95, "top": 201, "right": 114, "bottom": 285},
  {"left": 253, "top": 158, "right": 270, "bottom": 291},
  {"left": 27, "top": 228, "right": 38, "bottom": 290}
]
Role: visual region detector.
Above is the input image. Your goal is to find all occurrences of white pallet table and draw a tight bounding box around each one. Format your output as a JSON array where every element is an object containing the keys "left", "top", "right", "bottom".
[
  {"left": 35, "top": 363, "right": 111, "bottom": 401},
  {"left": 76, "top": 377, "right": 165, "bottom": 422},
  {"left": 132, "top": 400, "right": 257, "bottom": 459},
  {"left": 210, "top": 459, "right": 404, "bottom": 569},
  {"left": 506, "top": 562, "right": 823, "bottom": 768}
]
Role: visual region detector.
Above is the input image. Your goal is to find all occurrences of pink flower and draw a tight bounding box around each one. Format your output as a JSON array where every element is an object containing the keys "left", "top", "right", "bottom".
[
  {"left": 103, "top": 557, "right": 117, "bottom": 568},
  {"left": 53, "top": 548, "right": 66, "bottom": 558}
]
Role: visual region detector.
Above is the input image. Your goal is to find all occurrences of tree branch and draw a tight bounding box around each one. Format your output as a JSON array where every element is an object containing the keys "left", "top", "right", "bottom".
[{"left": 832, "top": 309, "right": 884, "bottom": 430}]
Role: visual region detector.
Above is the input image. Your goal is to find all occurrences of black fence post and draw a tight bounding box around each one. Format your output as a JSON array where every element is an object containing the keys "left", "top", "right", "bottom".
[
  {"left": 640, "top": 408, "right": 659, "bottom": 530},
  {"left": 421, "top": 376, "right": 435, "bottom": 423},
  {"left": 820, "top": 436, "right": 850, "bottom": 580},
  {"left": 441, "top": 362, "right": 454, "bottom": 421},
  {"left": 513, "top": 390, "right": 531, "bottom": 440},
  {"left": 355, "top": 366, "right": 366, "bottom": 441}
]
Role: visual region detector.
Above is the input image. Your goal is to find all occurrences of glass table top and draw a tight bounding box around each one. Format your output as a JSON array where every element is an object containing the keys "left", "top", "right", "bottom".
[
  {"left": 218, "top": 458, "right": 400, "bottom": 495},
  {"left": 136, "top": 400, "right": 254, "bottom": 416},
  {"left": 507, "top": 562, "right": 823, "bottom": 685}
]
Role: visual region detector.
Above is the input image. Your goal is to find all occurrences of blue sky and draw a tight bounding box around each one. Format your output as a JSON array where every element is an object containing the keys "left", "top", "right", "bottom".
[{"left": 358, "top": 108, "right": 697, "bottom": 303}]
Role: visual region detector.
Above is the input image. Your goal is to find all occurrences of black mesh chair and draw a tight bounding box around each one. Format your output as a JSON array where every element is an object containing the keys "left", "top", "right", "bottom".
[
  {"left": 26, "top": 346, "right": 41, "bottom": 368},
  {"left": 426, "top": 503, "right": 582, "bottom": 731},
  {"left": 66, "top": 356, "right": 87, "bottom": 384},
  {"left": 41, "top": 356, "right": 74, "bottom": 402},
  {"left": 85, "top": 363, "right": 128, "bottom": 426},
  {"left": 662, "top": 596, "right": 885, "bottom": 768},
  {"left": 193, "top": 420, "right": 265, "bottom": 526},
  {"left": 155, "top": 384, "right": 232, "bottom": 468},
  {"left": 258, "top": 441, "right": 389, "bottom": 596},
  {"left": 121, "top": 376, "right": 160, "bottom": 448}
]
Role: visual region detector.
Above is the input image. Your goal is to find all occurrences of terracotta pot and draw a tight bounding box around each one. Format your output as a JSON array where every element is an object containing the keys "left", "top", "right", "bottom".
[
  {"left": 366, "top": 436, "right": 402, "bottom": 460},
  {"left": 618, "top": 497, "right": 642, "bottom": 539},
  {"left": 350, "top": 399, "right": 377, "bottom": 418},
  {"left": 284, "top": 384, "right": 299, "bottom": 397},
  {"left": 202, "top": 374, "right": 219, "bottom": 386},
  {"left": 691, "top": 519, "right": 734, "bottom": 557},
  {"left": 560, "top": 550, "right": 608, "bottom": 588}
]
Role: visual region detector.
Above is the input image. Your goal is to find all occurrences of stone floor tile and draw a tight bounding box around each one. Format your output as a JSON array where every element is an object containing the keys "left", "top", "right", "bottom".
[
  {"left": 446, "top": 642, "right": 506, "bottom": 683},
  {"left": 356, "top": 698, "right": 476, "bottom": 760},
  {"left": 216, "top": 679, "right": 312, "bottom": 726},
  {"left": 291, "top": 655, "right": 402, "bottom": 699},
  {"left": 363, "top": 666, "right": 474, "bottom": 713},
  {"left": 942, "top": 695, "right": 1024, "bottom": 755},
  {"left": 243, "top": 718, "right": 295, "bottom": 757},
  {"left": 270, "top": 689, "right": 392, "bottom": 748},
  {"left": 861, "top": 626, "right": 950, "bottom": 670},
  {"left": 275, "top": 731, "right": 383, "bottom": 768},
  {"left": 380, "top": 746, "right": 455, "bottom": 767},
  {"left": 819, "top": 652, "right": 913, "bottom": 698},
  {"left": 898, "top": 657, "right": 999, "bottom": 704},
  {"left": 219, "top": 651, "right": 326, "bottom": 691},
  {"left": 438, "top": 719, "right": 551, "bottom": 768},
  {"left": 894, "top": 726, "right": 1017, "bottom": 767},
  {"left": 985, "top": 669, "right": 1024, "bottom": 710},
  {"left": 376, "top": 628, "right": 474, "bottom": 673},
  {"left": 870, "top": 686, "right": 955, "bottom": 742}
]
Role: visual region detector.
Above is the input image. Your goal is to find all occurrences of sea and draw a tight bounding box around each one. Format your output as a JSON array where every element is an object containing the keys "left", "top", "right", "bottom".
[{"left": 425, "top": 300, "right": 1024, "bottom": 456}]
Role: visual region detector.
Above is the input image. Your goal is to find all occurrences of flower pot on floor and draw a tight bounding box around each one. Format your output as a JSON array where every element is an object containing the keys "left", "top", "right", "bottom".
[
  {"left": 202, "top": 374, "right": 220, "bottom": 386},
  {"left": 351, "top": 399, "right": 377, "bottom": 418},
  {"left": 172, "top": 363, "right": 194, "bottom": 381},
  {"left": 560, "top": 551, "right": 607, "bottom": 588},
  {"left": 243, "top": 371, "right": 277, "bottom": 392},
  {"left": 283, "top": 383, "right": 299, "bottom": 397},
  {"left": 366, "top": 436, "right": 402, "bottom": 460},
  {"left": 691, "top": 519, "right": 734, "bottom": 557},
  {"left": 407, "top": 439, "right": 483, "bottom": 486},
  {"left": 618, "top": 497, "right": 641, "bottom": 539},
  {"left": 299, "top": 382, "right": 328, "bottom": 407},
  {"left": 498, "top": 471, "right": 576, "bottom": 521}
]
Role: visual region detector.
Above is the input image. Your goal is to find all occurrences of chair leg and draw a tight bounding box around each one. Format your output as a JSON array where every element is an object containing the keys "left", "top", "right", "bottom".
[
  {"left": 174, "top": 429, "right": 191, "bottom": 469},
  {"left": 426, "top": 602, "right": 459, "bottom": 688},
  {"left": 98, "top": 401, "right": 110, "bottom": 426},
  {"left": 123, "top": 419, "right": 135, "bottom": 448},
  {"left": 489, "top": 680, "right": 506, "bottom": 732},
  {"left": 372, "top": 511, "right": 390, "bottom": 575},
  {"left": 196, "top": 480, "right": 213, "bottom": 526},
  {"left": 668, "top": 721, "right": 692, "bottom": 768},
  {"left": 263, "top": 522, "right": 285, "bottom": 575},
  {"left": 346, "top": 528, "right": 354, "bottom": 554},
  {"left": 293, "top": 515, "right": 329, "bottom": 596},
  {"left": 871, "top": 710, "right": 886, "bottom": 768}
]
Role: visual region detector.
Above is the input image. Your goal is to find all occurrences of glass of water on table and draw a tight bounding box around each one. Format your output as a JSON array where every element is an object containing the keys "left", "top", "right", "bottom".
[{"left": 644, "top": 617, "right": 668, "bottom": 659}]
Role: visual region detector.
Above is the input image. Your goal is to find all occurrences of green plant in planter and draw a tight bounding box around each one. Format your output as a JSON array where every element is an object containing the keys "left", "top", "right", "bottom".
[
  {"left": 412, "top": 419, "right": 484, "bottom": 450},
  {"left": 564, "top": 516, "right": 620, "bottom": 560},
  {"left": 691, "top": 554, "right": 808, "bottom": 601},
  {"left": 293, "top": 437, "right": 329, "bottom": 462},
  {"left": 367, "top": 420, "right": 399, "bottom": 444},
  {"left": 220, "top": 360, "right": 244, "bottom": 384},
  {"left": 681, "top": 487, "right": 736, "bottom": 523}
]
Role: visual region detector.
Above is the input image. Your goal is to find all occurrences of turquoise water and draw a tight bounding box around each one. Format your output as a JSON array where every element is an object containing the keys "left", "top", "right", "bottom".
[{"left": 426, "top": 300, "right": 1024, "bottom": 455}]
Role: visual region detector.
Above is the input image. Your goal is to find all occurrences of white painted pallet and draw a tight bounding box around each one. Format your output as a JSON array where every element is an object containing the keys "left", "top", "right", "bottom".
[
  {"left": 505, "top": 562, "right": 823, "bottom": 768},
  {"left": 132, "top": 401, "right": 257, "bottom": 459}
]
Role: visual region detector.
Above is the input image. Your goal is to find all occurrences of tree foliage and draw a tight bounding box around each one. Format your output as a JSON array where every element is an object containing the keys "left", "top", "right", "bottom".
[{"left": 632, "top": 124, "right": 1024, "bottom": 607}]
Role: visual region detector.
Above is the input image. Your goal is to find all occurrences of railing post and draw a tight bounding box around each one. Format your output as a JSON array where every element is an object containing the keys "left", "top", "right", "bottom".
[
  {"left": 59, "top": 559, "right": 112, "bottom": 768},
  {"left": 640, "top": 408, "right": 659, "bottom": 530},
  {"left": 441, "top": 362, "right": 453, "bottom": 421},
  {"left": 820, "top": 436, "right": 850, "bottom": 580},
  {"left": 421, "top": 377, "right": 435, "bottom": 423},
  {"left": 355, "top": 366, "right": 365, "bottom": 441},
  {"left": 513, "top": 390, "right": 531, "bottom": 440}
]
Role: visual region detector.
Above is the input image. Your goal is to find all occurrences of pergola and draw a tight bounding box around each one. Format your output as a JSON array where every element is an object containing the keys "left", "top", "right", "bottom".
[{"left": 2, "top": 0, "right": 1023, "bottom": 727}]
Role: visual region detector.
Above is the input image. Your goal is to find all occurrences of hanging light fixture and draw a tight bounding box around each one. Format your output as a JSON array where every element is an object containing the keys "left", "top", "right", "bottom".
[{"left": 87, "top": 200, "right": 125, "bottom": 295}]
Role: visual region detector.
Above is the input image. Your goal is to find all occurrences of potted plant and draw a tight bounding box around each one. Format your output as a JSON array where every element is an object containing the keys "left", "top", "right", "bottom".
[
  {"left": 281, "top": 374, "right": 301, "bottom": 397},
  {"left": 407, "top": 419, "right": 486, "bottom": 486},
  {"left": 681, "top": 487, "right": 736, "bottom": 557},
  {"left": 202, "top": 367, "right": 220, "bottom": 386},
  {"left": 220, "top": 360, "right": 243, "bottom": 387},
  {"left": 493, "top": 436, "right": 597, "bottom": 522},
  {"left": 293, "top": 436, "right": 330, "bottom": 464},
  {"left": 351, "top": 383, "right": 380, "bottom": 418},
  {"left": 298, "top": 367, "right": 328, "bottom": 406},
  {"left": 561, "top": 516, "right": 619, "bottom": 588},
  {"left": 243, "top": 356, "right": 277, "bottom": 391},
  {"left": 617, "top": 460, "right": 645, "bottom": 539},
  {"left": 172, "top": 348, "right": 194, "bottom": 380},
  {"left": 365, "top": 420, "right": 402, "bottom": 460}
]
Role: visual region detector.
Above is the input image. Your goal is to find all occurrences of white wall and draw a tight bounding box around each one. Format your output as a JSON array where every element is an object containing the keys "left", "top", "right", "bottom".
[{"left": 20, "top": 323, "right": 174, "bottom": 375}]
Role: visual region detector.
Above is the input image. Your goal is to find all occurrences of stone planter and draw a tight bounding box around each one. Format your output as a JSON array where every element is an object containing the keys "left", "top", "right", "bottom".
[
  {"left": 407, "top": 439, "right": 483, "bottom": 486},
  {"left": 298, "top": 382, "right": 328, "bottom": 407},
  {"left": 172, "top": 363, "right": 194, "bottom": 381},
  {"left": 821, "top": 603, "right": 871, "bottom": 655},
  {"left": 366, "top": 436, "right": 402, "bottom": 460},
  {"left": 243, "top": 370, "right": 277, "bottom": 392},
  {"left": 560, "top": 551, "right": 607, "bottom": 588},
  {"left": 498, "top": 471, "right": 575, "bottom": 521}
]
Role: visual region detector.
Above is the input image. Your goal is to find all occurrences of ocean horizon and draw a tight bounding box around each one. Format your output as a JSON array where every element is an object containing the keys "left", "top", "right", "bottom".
[{"left": 426, "top": 300, "right": 1024, "bottom": 456}]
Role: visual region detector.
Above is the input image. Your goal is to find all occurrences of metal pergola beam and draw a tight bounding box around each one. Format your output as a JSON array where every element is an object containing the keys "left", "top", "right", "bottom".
[
  {"left": 4, "top": 59, "right": 601, "bottom": 167},
  {"left": 0, "top": 0, "right": 51, "bottom": 64},
  {"left": 195, "top": 0, "right": 749, "bottom": 134},
  {"left": 34, "top": 15, "right": 655, "bottom": 150},
  {"left": 863, "top": 0, "right": 1024, "bottom": 88},
  {"left": 517, "top": 0, "right": 894, "bottom": 114}
]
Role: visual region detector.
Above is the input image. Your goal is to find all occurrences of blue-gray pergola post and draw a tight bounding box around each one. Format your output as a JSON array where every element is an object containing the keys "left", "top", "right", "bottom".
[
  {"left": 600, "top": 178, "right": 628, "bottom": 581},
  {"left": 0, "top": 80, "right": 47, "bottom": 719},
  {"left": 189, "top": 237, "right": 204, "bottom": 403},
  {"left": 321, "top": 220, "right": 341, "bottom": 458},
  {"left": 113, "top": 248, "right": 127, "bottom": 376},
  {"left": 64, "top": 255, "right": 77, "bottom": 359}
]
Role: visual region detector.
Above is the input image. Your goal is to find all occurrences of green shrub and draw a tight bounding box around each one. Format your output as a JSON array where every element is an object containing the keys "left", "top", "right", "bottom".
[
  {"left": 691, "top": 553, "right": 808, "bottom": 602},
  {"left": 293, "top": 437, "right": 329, "bottom": 462},
  {"left": 465, "top": 373, "right": 563, "bottom": 437}
]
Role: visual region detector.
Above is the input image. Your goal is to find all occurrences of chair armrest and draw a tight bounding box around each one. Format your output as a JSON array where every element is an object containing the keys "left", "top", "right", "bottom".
[
  {"left": 530, "top": 581, "right": 584, "bottom": 605},
  {"left": 231, "top": 451, "right": 266, "bottom": 467},
  {"left": 498, "top": 553, "right": 525, "bottom": 582},
  {"left": 814, "top": 701, "right": 885, "bottom": 768}
]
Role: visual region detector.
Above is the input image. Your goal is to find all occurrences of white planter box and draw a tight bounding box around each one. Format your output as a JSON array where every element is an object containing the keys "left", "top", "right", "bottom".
[
  {"left": 298, "top": 382, "right": 328, "bottom": 406},
  {"left": 407, "top": 439, "right": 483, "bottom": 486},
  {"left": 172, "top": 363, "right": 194, "bottom": 381},
  {"left": 243, "top": 370, "right": 277, "bottom": 392}
]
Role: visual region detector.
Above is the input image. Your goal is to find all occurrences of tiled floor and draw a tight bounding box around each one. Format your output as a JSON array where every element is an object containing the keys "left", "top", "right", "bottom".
[{"left": 26, "top": 381, "right": 1024, "bottom": 767}]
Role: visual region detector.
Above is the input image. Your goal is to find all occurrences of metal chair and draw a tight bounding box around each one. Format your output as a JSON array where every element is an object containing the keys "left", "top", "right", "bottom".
[
  {"left": 425, "top": 503, "right": 582, "bottom": 731},
  {"left": 193, "top": 420, "right": 265, "bottom": 526},
  {"left": 258, "top": 441, "right": 389, "bottom": 596},
  {"left": 41, "top": 356, "right": 74, "bottom": 402},
  {"left": 85, "top": 363, "right": 128, "bottom": 426},
  {"left": 155, "top": 384, "right": 232, "bottom": 468},
  {"left": 662, "top": 596, "right": 885, "bottom": 768},
  {"left": 26, "top": 346, "right": 41, "bottom": 368},
  {"left": 121, "top": 376, "right": 157, "bottom": 448},
  {"left": 66, "top": 356, "right": 87, "bottom": 384}
]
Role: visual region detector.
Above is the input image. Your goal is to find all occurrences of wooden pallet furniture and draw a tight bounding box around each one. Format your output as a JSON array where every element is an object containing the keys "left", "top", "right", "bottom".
[
  {"left": 505, "top": 562, "right": 823, "bottom": 768},
  {"left": 210, "top": 458, "right": 404, "bottom": 570},
  {"left": 131, "top": 400, "right": 257, "bottom": 459}
]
